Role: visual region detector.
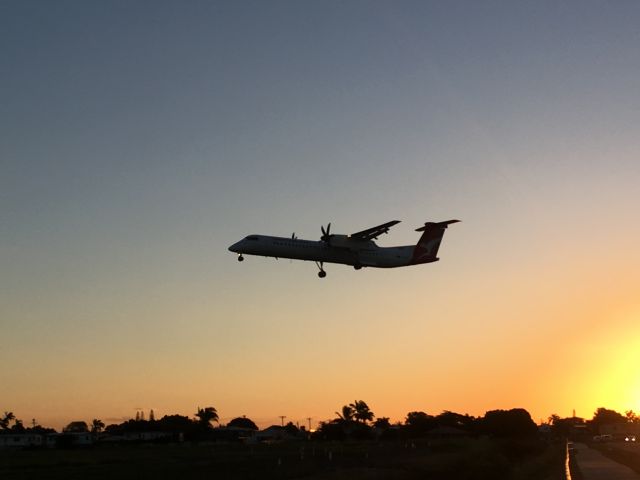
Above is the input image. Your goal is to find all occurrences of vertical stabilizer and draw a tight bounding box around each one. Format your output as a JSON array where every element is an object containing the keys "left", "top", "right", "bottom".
[{"left": 411, "top": 220, "right": 459, "bottom": 264}]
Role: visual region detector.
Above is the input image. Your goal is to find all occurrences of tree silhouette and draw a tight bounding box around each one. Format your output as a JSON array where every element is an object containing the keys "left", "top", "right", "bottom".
[
  {"left": 157, "top": 414, "right": 198, "bottom": 435},
  {"left": 373, "top": 417, "right": 391, "bottom": 429},
  {"left": 195, "top": 406, "right": 218, "bottom": 428},
  {"left": 315, "top": 420, "right": 346, "bottom": 441},
  {"left": 227, "top": 416, "right": 258, "bottom": 430},
  {"left": 548, "top": 414, "right": 561, "bottom": 425},
  {"left": 11, "top": 419, "right": 25, "bottom": 432},
  {"left": 284, "top": 421, "right": 299, "bottom": 436},
  {"left": 481, "top": 409, "right": 537, "bottom": 437},
  {"left": 350, "top": 400, "right": 374, "bottom": 424},
  {"left": 335, "top": 404, "right": 354, "bottom": 423},
  {"left": 91, "top": 419, "right": 105, "bottom": 434},
  {"left": 63, "top": 421, "right": 89, "bottom": 433},
  {"left": 435, "top": 411, "right": 475, "bottom": 430},
  {"left": 405, "top": 411, "right": 435, "bottom": 435},
  {"left": 1, "top": 411, "right": 15, "bottom": 430},
  {"left": 590, "top": 407, "right": 626, "bottom": 433},
  {"left": 548, "top": 414, "right": 584, "bottom": 438}
]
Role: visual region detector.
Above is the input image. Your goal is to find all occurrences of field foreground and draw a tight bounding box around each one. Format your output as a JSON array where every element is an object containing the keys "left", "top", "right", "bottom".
[{"left": 0, "top": 438, "right": 566, "bottom": 480}]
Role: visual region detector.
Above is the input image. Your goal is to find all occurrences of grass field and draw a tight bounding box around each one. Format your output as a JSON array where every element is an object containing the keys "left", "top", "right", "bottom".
[{"left": 0, "top": 438, "right": 566, "bottom": 480}]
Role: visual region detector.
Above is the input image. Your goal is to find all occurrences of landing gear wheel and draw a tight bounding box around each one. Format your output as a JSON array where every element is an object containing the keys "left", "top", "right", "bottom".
[
  {"left": 238, "top": 255, "right": 244, "bottom": 262},
  {"left": 315, "top": 261, "right": 326, "bottom": 278}
]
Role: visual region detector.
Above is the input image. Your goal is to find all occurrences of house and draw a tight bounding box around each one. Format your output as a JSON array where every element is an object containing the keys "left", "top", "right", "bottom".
[
  {"left": 251, "top": 425, "right": 298, "bottom": 444},
  {"left": 56, "top": 432, "right": 93, "bottom": 447},
  {"left": 0, "top": 434, "right": 43, "bottom": 449}
]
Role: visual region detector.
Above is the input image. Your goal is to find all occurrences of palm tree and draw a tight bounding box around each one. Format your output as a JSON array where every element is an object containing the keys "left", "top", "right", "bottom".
[
  {"left": 335, "top": 404, "right": 354, "bottom": 423},
  {"left": 91, "top": 419, "right": 105, "bottom": 434},
  {"left": 195, "top": 406, "right": 218, "bottom": 428},
  {"left": 0, "top": 412, "right": 15, "bottom": 430},
  {"left": 350, "top": 400, "right": 374, "bottom": 424}
]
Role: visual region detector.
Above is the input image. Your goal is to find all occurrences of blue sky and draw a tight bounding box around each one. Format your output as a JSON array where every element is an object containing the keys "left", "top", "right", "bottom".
[{"left": 2, "top": 1, "right": 640, "bottom": 428}]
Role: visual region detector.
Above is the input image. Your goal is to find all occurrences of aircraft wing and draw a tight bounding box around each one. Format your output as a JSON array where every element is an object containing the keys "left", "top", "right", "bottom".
[{"left": 350, "top": 220, "right": 401, "bottom": 241}]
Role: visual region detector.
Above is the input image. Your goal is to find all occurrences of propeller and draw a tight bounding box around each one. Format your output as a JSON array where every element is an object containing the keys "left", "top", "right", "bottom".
[{"left": 320, "top": 223, "right": 332, "bottom": 243}]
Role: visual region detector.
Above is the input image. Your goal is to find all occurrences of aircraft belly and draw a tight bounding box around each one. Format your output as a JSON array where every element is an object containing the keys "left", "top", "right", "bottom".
[
  {"left": 266, "top": 243, "right": 357, "bottom": 265},
  {"left": 358, "top": 249, "right": 412, "bottom": 268}
]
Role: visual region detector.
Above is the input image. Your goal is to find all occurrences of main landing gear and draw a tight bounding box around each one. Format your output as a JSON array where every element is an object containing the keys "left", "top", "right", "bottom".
[
  {"left": 315, "top": 261, "right": 327, "bottom": 278},
  {"left": 237, "top": 254, "right": 244, "bottom": 262}
]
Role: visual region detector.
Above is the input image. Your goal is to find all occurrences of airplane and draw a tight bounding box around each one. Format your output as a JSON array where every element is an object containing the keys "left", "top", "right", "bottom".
[{"left": 228, "top": 219, "right": 460, "bottom": 278}]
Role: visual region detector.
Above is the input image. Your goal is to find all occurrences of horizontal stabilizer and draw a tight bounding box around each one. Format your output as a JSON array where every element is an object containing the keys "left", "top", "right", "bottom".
[{"left": 415, "top": 219, "right": 460, "bottom": 232}]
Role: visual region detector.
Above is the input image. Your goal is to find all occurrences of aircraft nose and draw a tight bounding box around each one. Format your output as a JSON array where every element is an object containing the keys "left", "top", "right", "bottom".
[{"left": 228, "top": 241, "right": 240, "bottom": 253}]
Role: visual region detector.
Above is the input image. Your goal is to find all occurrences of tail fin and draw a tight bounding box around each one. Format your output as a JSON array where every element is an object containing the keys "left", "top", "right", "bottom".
[{"left": 411, "top": 220, "right": 460, "bottom": 264}]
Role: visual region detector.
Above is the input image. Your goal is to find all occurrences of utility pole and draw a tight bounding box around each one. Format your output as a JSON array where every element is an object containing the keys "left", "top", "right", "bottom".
[
  {"left": 278, "top": 415, "right": 286, "bottom": 427},
  {"left": 306, "top": 417, "right": 312, "bottom": 431}
]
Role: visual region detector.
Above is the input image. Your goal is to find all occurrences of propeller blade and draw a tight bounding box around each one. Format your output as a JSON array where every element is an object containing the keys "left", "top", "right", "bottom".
[{"left": 321, "top": 223, "right": 332, "bottom": 242}]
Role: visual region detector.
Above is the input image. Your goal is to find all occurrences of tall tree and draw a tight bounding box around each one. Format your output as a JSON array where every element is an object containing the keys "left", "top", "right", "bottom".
[
  {"left": 435, "top": 411, "right": 475, "bottom": 430},
  {"left": 335, "top": 404, "right": 354, "bottom": 423},
  {"left": 227, "top": 416, "right": 258, "bottom": 430},
  {"left": 481, "top": 409, "right": 537, "bottom": 437},
  {"left": 590, "top": 407, "right": 626, "bottom": 433},
  {"left": 350, "top": 400, "right": 374, "bottom": 424},
  {"left": 91, "top": 419, "right": 105, "bottom": 434},
  {"left": 0, "top": 411, "right": 15, "bottom": 430},
  {"left": 404, "top": 411, "right": 435, "bottom": 437},
  {"left": 195, "top": 407, "right": 218, "bottom": 428},
  {"left": 373, "top": 417, "right": 391, "bottom": 429}
]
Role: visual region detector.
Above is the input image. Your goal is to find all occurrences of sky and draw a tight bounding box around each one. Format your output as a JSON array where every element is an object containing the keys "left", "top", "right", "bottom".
[{"left": 2, "top": 0, "right": 640, "bottom": 430}]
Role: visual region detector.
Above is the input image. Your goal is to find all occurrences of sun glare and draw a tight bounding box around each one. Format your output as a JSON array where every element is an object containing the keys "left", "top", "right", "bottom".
[{"left": 585, "top": 308, "right": 640, "bottom": 415}]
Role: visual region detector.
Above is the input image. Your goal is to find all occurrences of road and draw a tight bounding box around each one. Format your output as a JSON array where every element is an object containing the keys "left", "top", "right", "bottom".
[{"left": 573, "top": 443, "right": 640, "bottom": 480}]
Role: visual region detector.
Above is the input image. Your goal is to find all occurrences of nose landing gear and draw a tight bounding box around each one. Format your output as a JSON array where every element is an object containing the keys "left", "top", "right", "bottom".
[
  {"left": 237, "top": 255, "right": 244, "bottom": 262},
  {"left": 315, "top": 261, "right": 327, "bottom": 278}
]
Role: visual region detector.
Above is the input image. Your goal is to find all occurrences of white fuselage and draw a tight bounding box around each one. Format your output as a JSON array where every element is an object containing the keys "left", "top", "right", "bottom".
[{"left": 228, "top": 234, "right": 425, "bottom": 268}]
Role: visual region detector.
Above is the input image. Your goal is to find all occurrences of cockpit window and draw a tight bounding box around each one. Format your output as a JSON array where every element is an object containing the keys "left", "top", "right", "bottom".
[{"left": 246, "top": 235, "right": 259, "bottom": 241}]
